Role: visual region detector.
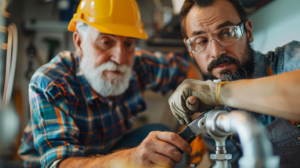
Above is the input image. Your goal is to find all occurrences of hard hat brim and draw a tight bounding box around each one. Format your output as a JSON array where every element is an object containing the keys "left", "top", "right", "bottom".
[{"left": 68, "top": 19, "right": 148, "bottom": 40}]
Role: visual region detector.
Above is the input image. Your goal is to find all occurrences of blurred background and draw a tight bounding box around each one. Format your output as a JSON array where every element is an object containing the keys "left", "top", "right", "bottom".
[{"left": 0, "top": 0, "right": 300, "bottom": 167}]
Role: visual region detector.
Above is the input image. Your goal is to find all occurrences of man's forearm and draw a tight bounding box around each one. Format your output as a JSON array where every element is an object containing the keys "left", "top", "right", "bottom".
[
  {"left": 220, "top": 69, "right": 300, "bottom": 121},
  {"left": 58, "top": 148, "right": 132, "bottom": 168}
]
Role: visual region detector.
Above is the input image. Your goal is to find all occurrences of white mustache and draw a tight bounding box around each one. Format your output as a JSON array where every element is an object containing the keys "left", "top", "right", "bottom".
[{"left": 94, "top": 61, "right": 130, "bottom": 74}]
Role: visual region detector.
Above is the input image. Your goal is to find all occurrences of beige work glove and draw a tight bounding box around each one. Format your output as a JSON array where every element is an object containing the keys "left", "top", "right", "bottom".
[{"left": 168, "top": 79, "right": 219, "bottom": 125}]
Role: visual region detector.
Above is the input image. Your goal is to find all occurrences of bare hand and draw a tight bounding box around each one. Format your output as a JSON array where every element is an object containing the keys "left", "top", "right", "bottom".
[{"left": 129, "top": 131, "right": 192, "bottom": 168}]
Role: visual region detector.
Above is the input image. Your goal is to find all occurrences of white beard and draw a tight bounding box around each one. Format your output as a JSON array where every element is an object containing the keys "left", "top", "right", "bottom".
[{"left": 80, "top": 55, "right": 132, "bottom": 97}]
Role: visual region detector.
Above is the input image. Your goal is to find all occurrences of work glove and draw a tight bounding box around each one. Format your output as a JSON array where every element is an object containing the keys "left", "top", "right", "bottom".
[{"left": 168, "top": 79, "right": 220, "bottom": 125}]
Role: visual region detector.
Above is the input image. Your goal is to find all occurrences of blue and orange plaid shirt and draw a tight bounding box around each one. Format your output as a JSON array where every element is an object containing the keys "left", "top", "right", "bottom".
[{"left": 18, "top": 48, "right": 188, "bottom": 168}]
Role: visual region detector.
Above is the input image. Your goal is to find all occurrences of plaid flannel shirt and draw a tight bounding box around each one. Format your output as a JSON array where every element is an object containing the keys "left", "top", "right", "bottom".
[{"left": 18, "top": 48, "right": 188, "bottom": 168}]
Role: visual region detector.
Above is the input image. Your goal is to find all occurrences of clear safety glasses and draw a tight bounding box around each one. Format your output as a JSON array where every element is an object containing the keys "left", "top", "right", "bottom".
[{"left": 186, "top": 21, "right": 245, "bottom": 53}]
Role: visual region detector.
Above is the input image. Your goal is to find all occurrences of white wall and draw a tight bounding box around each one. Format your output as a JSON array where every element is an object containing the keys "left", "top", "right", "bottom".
[
  {"left": 249, "top": 0, "right": 300, "bottom": 53},
  {"left": 172, "top": 0, "right": 185, "bottom": 14}
]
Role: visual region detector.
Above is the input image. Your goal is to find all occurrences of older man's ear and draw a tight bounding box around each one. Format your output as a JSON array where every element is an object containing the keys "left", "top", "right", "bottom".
[{"left": 73, "top": 31, "right": 84, "bottom": 58}]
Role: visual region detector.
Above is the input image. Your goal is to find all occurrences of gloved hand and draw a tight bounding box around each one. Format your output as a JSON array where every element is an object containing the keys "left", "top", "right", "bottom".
[{"left": 168, "top": 79, "right": 220, "bottom": 125}]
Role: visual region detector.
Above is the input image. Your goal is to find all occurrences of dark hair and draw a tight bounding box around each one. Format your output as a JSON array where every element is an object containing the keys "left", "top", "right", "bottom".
[{"left": 180, "top": 0, "right": 248, "bottom": 39}]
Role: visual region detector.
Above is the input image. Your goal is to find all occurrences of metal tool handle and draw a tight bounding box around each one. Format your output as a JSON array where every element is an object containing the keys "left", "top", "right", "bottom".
[
  {"left": 177, "top": 126, "right": 196, "bottom": 154},
  {"left": 178, "top": 112, "right": 207, "bottom": 144},
  {"left": 178, "top": 126, "right": 196, "bottom": 144}
]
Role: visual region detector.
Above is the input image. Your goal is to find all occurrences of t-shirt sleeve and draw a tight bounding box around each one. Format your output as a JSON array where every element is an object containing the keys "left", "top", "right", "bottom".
[{"left": 133, "top": 49, "right": 189, "bottom": 95}]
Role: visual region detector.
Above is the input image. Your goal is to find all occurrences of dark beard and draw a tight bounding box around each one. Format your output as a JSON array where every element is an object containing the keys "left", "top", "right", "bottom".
[{"left": 200, "top": 42, "right": 255, "bottom": 81}]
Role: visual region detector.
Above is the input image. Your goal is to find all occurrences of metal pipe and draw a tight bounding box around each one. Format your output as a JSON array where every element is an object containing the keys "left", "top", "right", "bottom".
[
  {"left": 2, "top": 23, "right": 18, "bottom": 107},
  {"left": 216, "top": 110, "right": 280, "bottom": 168}
]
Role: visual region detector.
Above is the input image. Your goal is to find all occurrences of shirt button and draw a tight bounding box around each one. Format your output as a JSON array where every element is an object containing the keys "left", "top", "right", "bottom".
[{"left": 297, "top": 137, "right": 300, "bottom": 141}]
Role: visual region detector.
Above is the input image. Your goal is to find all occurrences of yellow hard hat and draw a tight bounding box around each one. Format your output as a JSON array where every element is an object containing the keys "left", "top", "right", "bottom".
[{"left": 68, "top": 0, "right": 148, "bottom": 39}]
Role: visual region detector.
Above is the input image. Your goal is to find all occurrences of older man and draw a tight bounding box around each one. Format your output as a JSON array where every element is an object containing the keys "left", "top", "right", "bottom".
[
  {"left": 169, "top": 0, "right": 300, "bottom": 167},
  {"left": 18, "top": 0, "right": 197, "bottom": 168}
]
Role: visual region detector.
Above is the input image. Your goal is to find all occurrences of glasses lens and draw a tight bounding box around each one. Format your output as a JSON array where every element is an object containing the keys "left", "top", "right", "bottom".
[
  {"left": 218, "top": 26, "right": 243, "bottom": 46},
  {"left": 191, "top": 36, "right": 209, "bottom": 52},
  {"left": 187, "top": 23, "right": 244, "bottom": 53}
]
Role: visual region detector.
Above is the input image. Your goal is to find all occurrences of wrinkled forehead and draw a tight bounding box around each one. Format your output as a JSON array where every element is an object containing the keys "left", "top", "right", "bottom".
[
  {"left": 185, "top": 0, "right": 241, "bottom": 38},
  {"left": 88, "top": 26, "right": 136, "bottom": 41}
]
